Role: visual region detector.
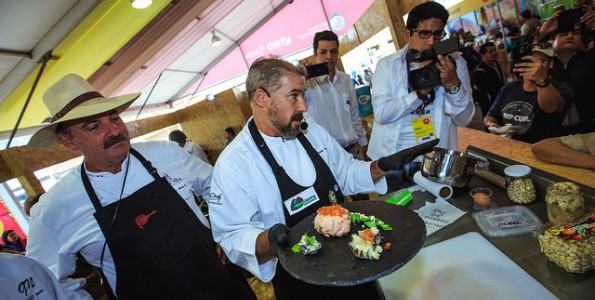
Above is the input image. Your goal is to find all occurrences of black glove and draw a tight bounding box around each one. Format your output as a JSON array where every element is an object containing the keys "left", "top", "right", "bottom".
[
  {"left": 268, "top": 223, "right": 289, "bottom": 257},
  {"left": 377, "top": 139, "right": 439, "bottom": 171}
]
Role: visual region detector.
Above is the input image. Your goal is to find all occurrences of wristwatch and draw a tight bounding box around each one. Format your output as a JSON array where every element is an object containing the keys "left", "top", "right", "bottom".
[
  {"left": 446, "top": 81, "right": 461, "bottom": 94},
  {"left": 535, "top": 76, "right": 551, "bottom": 88}
]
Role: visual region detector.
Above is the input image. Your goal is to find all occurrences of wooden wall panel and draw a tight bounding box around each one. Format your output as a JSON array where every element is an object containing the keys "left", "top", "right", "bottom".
[
  {"left": 353, "top": 0, "right": 392, "bottom": 47},
  {"left": 175, "top": 89, "right": 249, "bottom": 162}
]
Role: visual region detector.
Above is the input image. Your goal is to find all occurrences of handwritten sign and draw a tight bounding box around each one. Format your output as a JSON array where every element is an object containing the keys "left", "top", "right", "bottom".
[{"left": 416, "top": 199, "right": 467, "bottom": 236}]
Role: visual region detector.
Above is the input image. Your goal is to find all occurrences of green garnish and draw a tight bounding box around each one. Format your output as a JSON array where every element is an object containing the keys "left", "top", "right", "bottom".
[{"left": 350, "top": 212, "right": 393, "bottom": 230}]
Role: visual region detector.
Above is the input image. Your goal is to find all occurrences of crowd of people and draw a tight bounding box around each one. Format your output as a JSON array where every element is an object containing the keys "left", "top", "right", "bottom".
[{"left": 2, "top": 1, "right": 594, "bottom": 299}]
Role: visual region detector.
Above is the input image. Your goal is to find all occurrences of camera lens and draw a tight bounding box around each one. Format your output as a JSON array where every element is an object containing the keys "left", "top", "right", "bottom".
[{"left": 410, "top": 66, "right": 440, "bottom": 90}]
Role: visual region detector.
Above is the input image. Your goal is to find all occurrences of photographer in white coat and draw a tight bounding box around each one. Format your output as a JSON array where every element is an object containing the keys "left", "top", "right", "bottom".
[
  {"left": 368, "top": 2, "right": 475, "bottom": 193},
  {"left": 208, "top": 58, "right": 438, "bottom": 299}
]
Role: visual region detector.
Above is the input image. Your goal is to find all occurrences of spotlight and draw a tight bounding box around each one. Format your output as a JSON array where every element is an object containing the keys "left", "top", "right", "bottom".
[
  {"left": 131, "top": 0, "right": 152, "bottom": 9},
  {"left": 211, "top": 30, "right": 223, "bottom": 47}
]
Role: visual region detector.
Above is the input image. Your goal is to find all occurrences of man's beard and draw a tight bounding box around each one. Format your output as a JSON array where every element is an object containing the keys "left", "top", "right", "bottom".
[{"left": 268, "top": 105, "right": 303, "bottom": 140}]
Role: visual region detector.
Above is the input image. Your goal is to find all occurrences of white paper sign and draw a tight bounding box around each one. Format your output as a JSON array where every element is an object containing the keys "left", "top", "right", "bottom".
[{"left": 415, "top": 199, "right": 467, "bottom": 236}]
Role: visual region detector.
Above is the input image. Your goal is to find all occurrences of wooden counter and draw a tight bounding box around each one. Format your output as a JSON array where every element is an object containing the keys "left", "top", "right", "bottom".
[{"left": 457, "top": 127, "right": 595, "bottom": 187}]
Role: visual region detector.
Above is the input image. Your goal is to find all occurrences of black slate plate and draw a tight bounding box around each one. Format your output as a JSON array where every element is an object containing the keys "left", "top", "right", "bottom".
[{"left": 278, "top": 201, "right": 426, "bottom": 286}]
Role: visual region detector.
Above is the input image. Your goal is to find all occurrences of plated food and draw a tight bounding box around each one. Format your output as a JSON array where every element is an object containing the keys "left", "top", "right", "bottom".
[
  {"left": 349, "top": 227, "right": 383, "bottom": 260},
  {"left": 292, "top": 233, "right": 322, "bottom": 255},
  {"left": 314, "top": 204, "right": 351, "bottom": 237},
  {"left": 293, "top": 204, "right": 393, "bottom": 260},
  {"left": 279, "top": 201, "right": 426, "bottom": 286}
]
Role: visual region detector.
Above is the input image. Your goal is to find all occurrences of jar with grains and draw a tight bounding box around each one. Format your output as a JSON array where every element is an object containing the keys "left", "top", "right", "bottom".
[
  {"left": 504, "top": 165, "right": 536, "bottom": 204},
  {"left": 545, "top": 182, "right": 584, "bottom": 224}
]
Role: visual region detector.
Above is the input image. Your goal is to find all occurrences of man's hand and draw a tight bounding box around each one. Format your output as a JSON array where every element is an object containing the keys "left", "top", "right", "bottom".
[
  {"left": 436, "top": 54, "right": 459, "bottom": 89},
  {"left": 377, "top": 139, "right": 439, "bottom": 171},
  {"left": 267, "top": 223, "right": 289, "bottom": 257},
  {"left": 216, "top": 244, "right": 229, "bottom": 265},
  {"left": 513, "top": 54, "right": 549, "bottom": 83}
]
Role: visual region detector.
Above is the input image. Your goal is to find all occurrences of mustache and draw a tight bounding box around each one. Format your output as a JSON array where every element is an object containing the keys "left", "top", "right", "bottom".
[
  {"left": 104, "top": 135, "right": 127, "bottom": 149},
  {"left": 292, "top": 112, "right": 304, "bottom": 122}
]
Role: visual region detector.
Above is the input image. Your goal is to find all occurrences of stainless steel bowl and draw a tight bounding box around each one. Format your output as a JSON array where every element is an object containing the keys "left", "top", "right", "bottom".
[{"left": 421, "top": 147, "right": 477, "bottom": 187}]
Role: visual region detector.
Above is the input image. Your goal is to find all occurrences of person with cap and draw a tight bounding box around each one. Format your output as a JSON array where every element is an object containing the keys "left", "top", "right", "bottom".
[
  {"left": 207, "top": 57, "right": 438, "bottom": 299},
  {"left": 25, "top": 74, "right": 256, "bottom": 299},
  {"left": 367, "top": 2, "right": 475, "bottom": 193},
  {"left": 304, "top": 30, "right": 370, "bottom": 160},
  {"left": 2, "top": 230, "right": 26, "bottom": 254},
  {"left": 168, "top": 129, "right": 210, "bottom": 164},
  {"left": 483, "top": 43, "right": 573, "bottom": 143}
]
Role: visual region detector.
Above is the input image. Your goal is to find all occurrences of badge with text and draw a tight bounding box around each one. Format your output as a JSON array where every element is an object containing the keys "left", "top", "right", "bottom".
[
  {"left": 412, "top": 115, "right": 436, "bottom": 143},
  {"left": 283, "top": 186, "right": 320, "bottom": 216}
]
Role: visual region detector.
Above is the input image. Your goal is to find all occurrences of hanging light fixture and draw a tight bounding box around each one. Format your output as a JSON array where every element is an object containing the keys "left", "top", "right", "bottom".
[
  {"left": 211, "top": 30, "right": 223, "bottom": 47},
  {"left": 131, "top": 0, "right": 152, "bottom": 9}
]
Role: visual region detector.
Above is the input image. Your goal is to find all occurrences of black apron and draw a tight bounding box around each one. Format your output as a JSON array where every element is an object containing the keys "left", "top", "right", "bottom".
[
  {"left": 82, "top": 148, "right": 255, "bottom": 299},
  {"left": 248, "top": 121, "right": 380, "bottom": 300}
]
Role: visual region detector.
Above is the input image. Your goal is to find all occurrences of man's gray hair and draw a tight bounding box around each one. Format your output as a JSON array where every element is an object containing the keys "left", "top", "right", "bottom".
[{"left": 246, "top": 57, "right": 306, "bottom": 101}]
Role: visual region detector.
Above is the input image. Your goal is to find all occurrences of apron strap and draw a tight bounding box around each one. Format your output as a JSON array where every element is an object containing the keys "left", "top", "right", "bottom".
[
  {"left": 248, "top": 119, "right": 289, "bottom": 177},
  {"left": 129, "top": 148, "right": 159, "bottom": 180}
]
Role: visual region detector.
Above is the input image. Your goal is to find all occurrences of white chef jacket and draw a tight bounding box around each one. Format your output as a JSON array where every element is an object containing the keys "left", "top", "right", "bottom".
[
  {"left": 367, "top": 45, "right": 475, "bottom": 160},
  {"left": 183, "top": 141, "right": 210, "bottom": 164},
  {"left": 26, "top": 141, "right": 212, "bottom": 299},
  {"left": 0, "top": 253, "right": 73, "bottom": 300},
  {"left": 208, "top": 119, "right": 387, "bottom": 282},
  {"left": 305, "top": 69, "right": 368, "bottom": 148}
]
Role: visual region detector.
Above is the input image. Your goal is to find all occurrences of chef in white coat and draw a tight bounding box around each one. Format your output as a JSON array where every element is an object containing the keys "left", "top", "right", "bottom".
[{"left": 208, "top": 58, "right": 438, "bottom": 299}]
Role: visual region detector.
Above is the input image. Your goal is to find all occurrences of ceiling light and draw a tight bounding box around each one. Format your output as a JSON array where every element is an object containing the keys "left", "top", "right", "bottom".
[
  {"left": 131, "top": 0, "right": 152, "bottom": 9},
  {"left": 211, "top": 31, "right": 223, "bottom": 47}
]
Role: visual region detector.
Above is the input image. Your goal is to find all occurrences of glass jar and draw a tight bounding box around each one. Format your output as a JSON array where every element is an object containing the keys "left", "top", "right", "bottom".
[
  {"left": 504, "top": 165, "right": 536, "bottom": 204},
  {"left": 545, "top": 182, "right": 584, "bottom": 224}
]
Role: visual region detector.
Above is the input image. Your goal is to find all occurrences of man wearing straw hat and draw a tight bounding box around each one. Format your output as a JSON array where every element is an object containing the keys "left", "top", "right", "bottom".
[{"left": 25, "top": 74, "right": 256, "bottom": 299}]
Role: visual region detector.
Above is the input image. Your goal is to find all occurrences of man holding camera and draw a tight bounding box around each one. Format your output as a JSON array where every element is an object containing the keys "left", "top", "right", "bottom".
[
  {"left": 304, "top": 30, "right": 369, "bottom": 160},
  {"left": 483, "top": 43, "right": 572, "bottom": 143},
  {"left": 368, "top": 2, "right": 474, "bottom": 192}
]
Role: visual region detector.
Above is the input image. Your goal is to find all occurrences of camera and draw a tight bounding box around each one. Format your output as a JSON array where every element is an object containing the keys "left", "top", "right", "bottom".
[
  {"left": 511, "top": 43, "right": 532, "bottom": 65},
  {"left": 556, "top": 7, "right": 586, "bottom": 34},
  {"left": 305, "top": 62, "right": 329, "bottom": 79},
  {"left": 407, "top": 38, "right": 460, "bottom": 91}
]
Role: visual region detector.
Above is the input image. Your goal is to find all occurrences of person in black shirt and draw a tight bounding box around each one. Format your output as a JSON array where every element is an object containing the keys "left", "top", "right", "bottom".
[{"left": 471, "top": 42, "right": 505, "bottom": 118}]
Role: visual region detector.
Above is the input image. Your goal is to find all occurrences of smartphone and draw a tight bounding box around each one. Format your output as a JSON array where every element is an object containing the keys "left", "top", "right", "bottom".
[
  {"left": 557, "top": 7, "right": 586, "bottom": 24},
  {"left": 434, "top": 37, "right": 460, "bottom": 55},
  {"left": 512, "top": 43, "right": 532, "bottom": 65},
  {"left": 306, "top": 62, "right": 329, "bottom": 78}
]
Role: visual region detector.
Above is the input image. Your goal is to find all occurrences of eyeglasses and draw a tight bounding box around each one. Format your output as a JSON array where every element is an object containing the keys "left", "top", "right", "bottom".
[{"left": 410, "top": 28, "right": 446, "bottom": 40}]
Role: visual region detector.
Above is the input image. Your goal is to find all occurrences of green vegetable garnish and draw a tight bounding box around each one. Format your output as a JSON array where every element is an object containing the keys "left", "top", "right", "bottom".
[{"left": 350, "top": 212, "right": 393, "bottom": 230}]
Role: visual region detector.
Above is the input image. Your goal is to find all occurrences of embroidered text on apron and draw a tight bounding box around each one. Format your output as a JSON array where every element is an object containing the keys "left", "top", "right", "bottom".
[
  {"left": 248, "top": 120, "right": 380, "bottom": 299},
  {"left": 82, "top": 148, "right": 255, "bottom": 299}
]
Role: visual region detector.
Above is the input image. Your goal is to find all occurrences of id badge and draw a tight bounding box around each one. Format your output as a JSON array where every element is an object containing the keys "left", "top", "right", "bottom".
[
  {"left": 283, "top": 186, "right": 320, "bottom": 216},
  {"left": 411, "top": 115, "right": 436, "bottom": 143}
]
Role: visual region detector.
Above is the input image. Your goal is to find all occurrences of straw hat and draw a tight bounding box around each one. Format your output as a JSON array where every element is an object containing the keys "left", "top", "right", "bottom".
[{"left": 27, "top": 74, "right": 140, "bottom": 148}]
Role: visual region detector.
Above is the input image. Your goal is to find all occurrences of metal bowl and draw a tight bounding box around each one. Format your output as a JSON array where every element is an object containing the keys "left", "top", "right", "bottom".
[{"left": 421, "top": 147, "right": 477, "bottom": 187}]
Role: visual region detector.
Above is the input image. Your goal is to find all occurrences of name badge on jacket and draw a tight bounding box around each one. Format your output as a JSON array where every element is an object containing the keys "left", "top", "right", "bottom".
[{"left": 283, "top": 186, "right": 320, "bottom": 216}]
